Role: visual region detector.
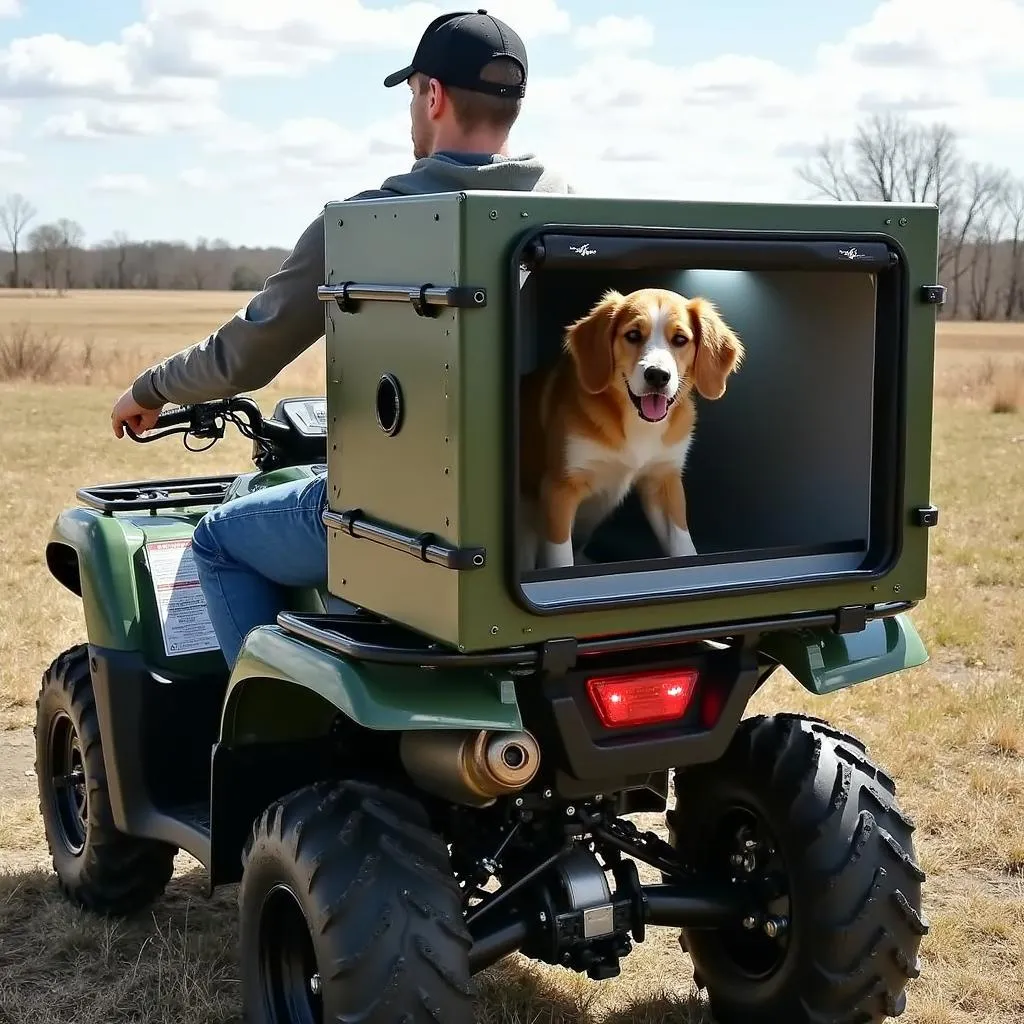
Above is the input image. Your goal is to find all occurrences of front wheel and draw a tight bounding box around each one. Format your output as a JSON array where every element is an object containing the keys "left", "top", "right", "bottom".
[
  {"left": 668, "top": 712, "right": 928, "bottom": 1024},
  {"left": 238, "top": 780, "right": 475, "bottom": 1024},
  {"left": 34, "top": 644, "right": 178, "bottom": 915}
]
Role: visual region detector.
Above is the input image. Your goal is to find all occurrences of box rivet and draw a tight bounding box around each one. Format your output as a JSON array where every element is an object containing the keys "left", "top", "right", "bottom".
[
  {"left": 489, "top": 209, "right": 498, "bottom": 220},
  {"left": 898, "top": 217, "right": 908, "bottom": 226},
  {"left": 893, "top": 584, "right": 902, "bottom": 592},
  {"left": 884, "top": 218, "right": 892, "bottom": 225},
  {"left": 491, "top": 625, "right": 499, "bottom": 635},
  {"left": 520, "top": 211, "right": 529, "bottom": 218}
]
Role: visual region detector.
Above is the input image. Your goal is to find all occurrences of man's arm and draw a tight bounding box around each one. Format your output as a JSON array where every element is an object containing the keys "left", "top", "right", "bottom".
[{"left": 130, "top": 211, "right": 327, "bottom": 409}]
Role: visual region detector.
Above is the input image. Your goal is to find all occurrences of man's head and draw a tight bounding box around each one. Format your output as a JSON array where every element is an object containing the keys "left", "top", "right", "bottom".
[{"left": 384, "top": 10, "right": 527, "bottom": 159}]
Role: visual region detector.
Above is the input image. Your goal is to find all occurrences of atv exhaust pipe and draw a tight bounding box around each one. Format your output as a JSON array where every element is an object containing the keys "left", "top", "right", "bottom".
[{"left": 399, "top": 728, "right": 541, "bottom": 807}]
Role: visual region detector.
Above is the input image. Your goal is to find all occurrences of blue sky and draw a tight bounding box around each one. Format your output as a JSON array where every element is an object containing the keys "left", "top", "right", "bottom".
[{"left": 0, "top": 0, "right": 1021, "bottom": 249}]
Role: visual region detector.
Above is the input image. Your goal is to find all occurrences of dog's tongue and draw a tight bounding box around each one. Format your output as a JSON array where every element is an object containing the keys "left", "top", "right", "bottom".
[{"left": 641, "top": 393, "right": 668, "bottom": 421}]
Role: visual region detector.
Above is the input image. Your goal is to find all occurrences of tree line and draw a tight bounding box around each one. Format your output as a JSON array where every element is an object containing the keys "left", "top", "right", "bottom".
[
  {"left": 0, "top": 113, "right": 1021, "bottom": 319},
  {"left": 0, "top": 195, "right": 288, "bottom": 293}
]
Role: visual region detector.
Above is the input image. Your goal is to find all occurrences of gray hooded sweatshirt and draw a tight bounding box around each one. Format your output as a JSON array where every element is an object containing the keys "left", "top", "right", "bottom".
[{"left": 131, "top": 151, "right": 573, "bottom": 408}]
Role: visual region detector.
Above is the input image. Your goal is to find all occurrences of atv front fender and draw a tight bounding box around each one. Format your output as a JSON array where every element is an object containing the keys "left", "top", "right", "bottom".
[
  {"left": 758, "top": 612, "right": 928, "bottom": 695},
  {"left": 46, "top": 507, "right": 151, "bottom": 651},
  {"left": 220, "top": 625, "right": 524, "bottom": 744}
]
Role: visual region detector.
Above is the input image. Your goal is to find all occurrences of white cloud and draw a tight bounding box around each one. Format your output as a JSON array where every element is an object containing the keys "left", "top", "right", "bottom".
[
  {"left": 0, "top": 1, "right": 19, "bottom": 17},
  {"left": 0, "top": 102, "right": 19, "bottom": 136},
  {"left": 834, "top": 0, "right": 1024, "bottom": 71},
  {"left": 0, "top": 31, "right": 217, "bottom": 101},
  {"left": 120, "top": 1, "right": 569, "bottom": 83},
  {"left": 574, "top": 16, "right": 654, "bottom": 52},
  {"left": 90, "top": 173, "right": 155, "bottom": 195},
  {"left": 41, "top": 102, "right": 224, "bottom": 139}
]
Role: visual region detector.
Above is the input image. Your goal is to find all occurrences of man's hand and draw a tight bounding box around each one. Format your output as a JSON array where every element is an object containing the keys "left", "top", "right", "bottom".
[{"left": 111, "top": 388, "right": 164, "bottom": 438}]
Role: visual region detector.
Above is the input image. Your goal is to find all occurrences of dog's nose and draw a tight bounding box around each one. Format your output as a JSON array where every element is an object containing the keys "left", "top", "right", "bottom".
[{"left": 643, "top": 366, "right": 671, "bottom": 389}]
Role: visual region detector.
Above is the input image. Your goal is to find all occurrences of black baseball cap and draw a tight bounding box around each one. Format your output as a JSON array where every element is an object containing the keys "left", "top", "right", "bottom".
[{"left": 383, "top": 9, "right": 527, "bottom": 97}]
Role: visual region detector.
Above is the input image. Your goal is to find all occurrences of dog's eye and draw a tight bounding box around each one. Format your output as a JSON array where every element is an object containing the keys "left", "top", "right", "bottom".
[
  {"left": 670, "top": 333, "right": 688, "bottom": 347},
  {"left": 624, "top": 328, "right": 644, "bottom": 344}
]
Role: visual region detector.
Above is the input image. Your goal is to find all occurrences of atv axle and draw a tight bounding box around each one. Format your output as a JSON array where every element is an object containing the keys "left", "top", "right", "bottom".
[{"left": 467, "top": 876, "right": 752, "bottom": 975}]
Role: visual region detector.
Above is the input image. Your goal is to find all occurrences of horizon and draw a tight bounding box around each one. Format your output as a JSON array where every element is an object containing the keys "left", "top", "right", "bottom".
[{"left": 0, "top": 0, "right": 1021, "bottom": 250}]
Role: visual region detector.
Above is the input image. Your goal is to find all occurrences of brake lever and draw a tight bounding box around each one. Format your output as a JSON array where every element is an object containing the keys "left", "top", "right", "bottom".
[{"left": 124, "top": 424, "right": 191, "bottom": 443}]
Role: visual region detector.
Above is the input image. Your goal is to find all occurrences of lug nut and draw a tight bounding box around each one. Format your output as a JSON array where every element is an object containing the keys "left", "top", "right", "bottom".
[
  {"left": 309, "top": 973, "right": 322, "bottom": 996},
  {"left": 763, "top": 915, "right": 789, "bottom": 938},
  {"left": 742, "top": 915, "right": 758, "bottom": 930}
]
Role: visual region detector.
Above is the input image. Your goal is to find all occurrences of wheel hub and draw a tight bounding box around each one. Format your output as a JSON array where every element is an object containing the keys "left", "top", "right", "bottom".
[
  {"left": 48, "top": 710, "right": 88, "bottom": 856},
  {"left": 711, "top": 807, "right": 792, "bottom": 979},
  {"left": 258, "top": 884, "right": 322, "bottom": 1024}
]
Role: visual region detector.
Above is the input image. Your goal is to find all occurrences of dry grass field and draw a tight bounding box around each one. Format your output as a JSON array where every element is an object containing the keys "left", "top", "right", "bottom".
[{"left": 0, "top": 288, "right": 1022, "bottom": 1023}]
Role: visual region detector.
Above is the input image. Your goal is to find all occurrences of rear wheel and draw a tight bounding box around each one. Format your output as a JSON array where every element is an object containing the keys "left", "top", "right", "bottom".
[
  {"left": 668, "top": 712, "right": 927, "bottom": 1024},
  {"left": 239, "top": 779, "right": 475, "bottom": 1024},
  {"left": 35, "top": 644, "right": 177, "bottom": 915}
]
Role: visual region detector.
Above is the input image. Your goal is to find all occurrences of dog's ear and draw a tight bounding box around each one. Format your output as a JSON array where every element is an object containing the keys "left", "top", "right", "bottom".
[
  {"left": 687, "top": 297, "right": 744, "bottom": 400},
  {"left": 564, "top": 289, "right": 623, "bottom": 394}
]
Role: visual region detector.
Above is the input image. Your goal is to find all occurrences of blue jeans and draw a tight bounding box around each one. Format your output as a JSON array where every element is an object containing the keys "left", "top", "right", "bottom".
[{"left": 190, "top": 472, "right": 328, "bottom": 668}]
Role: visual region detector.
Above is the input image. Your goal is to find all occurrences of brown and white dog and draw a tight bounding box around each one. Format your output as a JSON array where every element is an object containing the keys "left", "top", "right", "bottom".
[{"left": 518, "top": 287, "right": 744, "bottom": 571}]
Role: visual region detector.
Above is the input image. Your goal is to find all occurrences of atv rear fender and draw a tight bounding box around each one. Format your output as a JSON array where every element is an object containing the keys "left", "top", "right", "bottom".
[
  {"left": 220, "top": 624, "right": 524, "bottom": 745},
  {"left": 758, "top": 612, "right": 928, "bottom": 694}
]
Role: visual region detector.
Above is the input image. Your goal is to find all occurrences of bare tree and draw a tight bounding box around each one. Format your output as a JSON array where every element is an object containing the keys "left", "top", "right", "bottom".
[
  {"left": 967, "top": 198, "right": 1008, "bottom": 321},
  {"left": 111, "top": 230, "right": 131, "bottom": 288},
  {"left": 796, "top": 113, "right": 1009, "bottom": 312},
  {"left": 0, "top": 192, "right": 37, "bottom": 287},
  {"left": 56, "top": 217, "right": 84, "bottom": 291},
  {"left": 28, "top": 223, "right": 64, "bottom": 289},
  {"left": 1003, "top": 179, "right": 1024, "bottom": 320}
]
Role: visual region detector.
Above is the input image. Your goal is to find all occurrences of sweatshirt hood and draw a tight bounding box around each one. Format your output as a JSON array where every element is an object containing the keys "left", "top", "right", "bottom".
[{"left": 377, "top": 150, "right": 574, "bottom": 196}]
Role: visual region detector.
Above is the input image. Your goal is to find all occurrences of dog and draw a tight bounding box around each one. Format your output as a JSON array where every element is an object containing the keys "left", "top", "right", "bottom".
[{"left": 518, "top": 287, "right": 744, "bottom": 571}]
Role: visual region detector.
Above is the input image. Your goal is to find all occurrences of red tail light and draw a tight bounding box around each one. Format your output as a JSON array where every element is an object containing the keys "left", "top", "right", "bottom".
[{"left": 585, "top": 668, "right": 699, "bottom": 729}]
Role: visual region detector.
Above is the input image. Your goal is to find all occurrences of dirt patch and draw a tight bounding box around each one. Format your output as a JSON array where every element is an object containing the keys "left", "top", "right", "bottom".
[{"left": 1, "top": 727, "right": 37, "bottom": 803}]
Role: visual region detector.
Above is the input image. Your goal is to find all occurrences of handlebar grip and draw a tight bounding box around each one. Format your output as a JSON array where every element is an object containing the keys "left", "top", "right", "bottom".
[{"left": 153, "top": 405, "right": 196, "bottom": 428}]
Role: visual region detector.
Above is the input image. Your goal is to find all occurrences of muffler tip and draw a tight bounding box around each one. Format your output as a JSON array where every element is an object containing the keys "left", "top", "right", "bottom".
[{"left": 484, "top": 731, "right": 541, "bottom": 789}]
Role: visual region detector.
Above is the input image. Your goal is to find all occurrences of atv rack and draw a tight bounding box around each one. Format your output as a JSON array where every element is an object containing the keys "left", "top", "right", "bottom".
[
  {"left": 276, "top": 600, "right": 916, "bottom": 673},
  {"left": 77, "top": 474, "right": 239, "bottom": 514}
]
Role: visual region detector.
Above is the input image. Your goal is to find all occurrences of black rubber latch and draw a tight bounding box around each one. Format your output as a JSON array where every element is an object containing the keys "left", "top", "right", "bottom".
[
  {"left": 540, "top": 637, "right": 578, "bottom": 676},
  {"left": 411, "top": 284, "right": 440, "bottom": 318},
  {"left": 335, "top": 281, "right": 359, "bottom": 313},
  {"left": 913, "top": 505, "right": 939, "bottom": 527},
  {"left": 412, "top": 532, "right": 434, "bottom": 561},
  {"left": 834, "top": 606, "right": 868, "bottom": 634},
  {"left": 337, "top": 508, "right": 362, "bottom": 535},
  {"left": 920, "top": 285, "right": 946, "bottom": 305}
]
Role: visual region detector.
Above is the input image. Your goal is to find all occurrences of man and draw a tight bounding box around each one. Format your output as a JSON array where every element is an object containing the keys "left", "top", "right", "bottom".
[{"left": 110, "top": 10, "right": 572, "bottom": 668}]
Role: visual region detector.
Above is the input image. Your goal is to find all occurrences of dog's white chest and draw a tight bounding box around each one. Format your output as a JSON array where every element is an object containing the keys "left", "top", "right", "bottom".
[{"left": 566, "top": 427, "right": 691, "bottom": 489}]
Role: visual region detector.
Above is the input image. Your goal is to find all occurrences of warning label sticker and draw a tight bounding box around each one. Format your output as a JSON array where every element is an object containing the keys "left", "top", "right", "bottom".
[{"left": 145, "top": 538, "right": 220, "bottom": 657}]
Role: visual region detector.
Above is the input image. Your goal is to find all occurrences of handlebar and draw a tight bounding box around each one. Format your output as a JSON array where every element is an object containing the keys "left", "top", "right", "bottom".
[{"left": 125, "top": 396, "right": 286, "bottom": 448}]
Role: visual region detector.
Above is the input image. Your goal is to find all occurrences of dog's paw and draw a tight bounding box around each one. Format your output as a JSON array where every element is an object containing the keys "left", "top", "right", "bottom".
[
  {"left": 667, "top": 527, "right": 698, "bottom": 559},
  {"left": 542, "top": 538, "right": 575, "bottom": 569}
]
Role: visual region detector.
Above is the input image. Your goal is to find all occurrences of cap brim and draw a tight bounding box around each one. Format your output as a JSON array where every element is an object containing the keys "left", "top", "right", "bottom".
[{"left": 383, "top": 65, "right": 415, "bottom": 88}]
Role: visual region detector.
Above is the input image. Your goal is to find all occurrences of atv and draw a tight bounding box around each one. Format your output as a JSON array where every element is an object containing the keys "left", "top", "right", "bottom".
[
  {"left": 36, "top": 190, "right": 939, "bottom": 1023},
  {"left": 35, "top": 393, "right": 928, "bottom": 1024}
]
